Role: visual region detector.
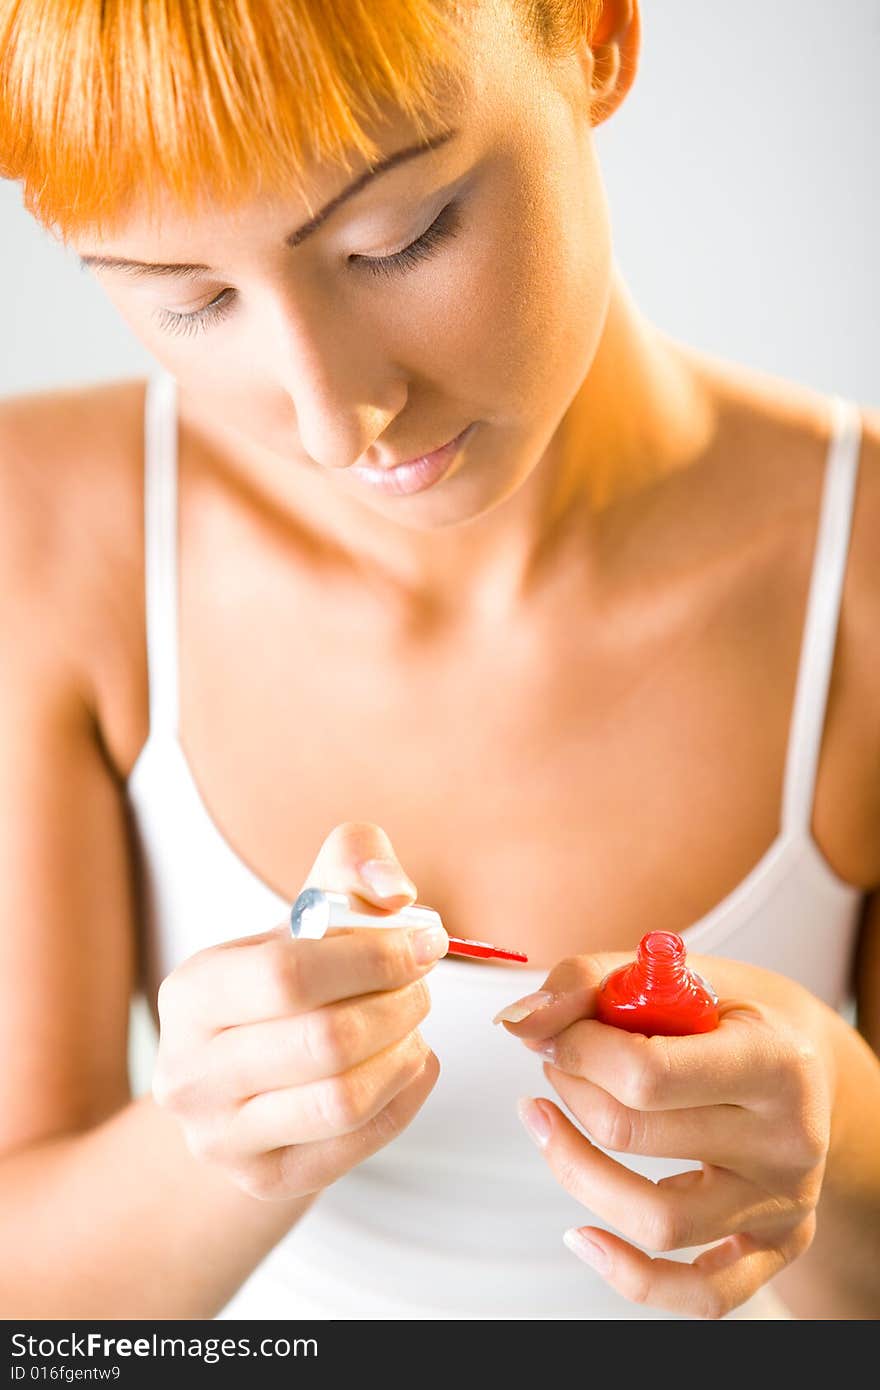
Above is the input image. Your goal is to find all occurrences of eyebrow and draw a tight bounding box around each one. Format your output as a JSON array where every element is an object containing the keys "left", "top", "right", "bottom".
[{"left": 78, "top": 126, "right": 460, "bottom": 280}]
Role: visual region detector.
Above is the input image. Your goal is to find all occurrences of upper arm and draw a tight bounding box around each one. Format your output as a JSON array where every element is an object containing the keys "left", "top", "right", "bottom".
[
  {"left": 855, "top": 893, "right": 880, "bottom": 1057},
  {"left": 849, "top": 405, "right": 880, "bottom": 1059},
  {"left": 0, "top": 395, "right": 140, "bottom": 1155}
]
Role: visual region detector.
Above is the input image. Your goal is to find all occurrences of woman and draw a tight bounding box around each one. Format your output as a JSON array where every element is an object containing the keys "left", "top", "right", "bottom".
[{"left": 0, "top": 0, "right": 878, "bottom": 1320}]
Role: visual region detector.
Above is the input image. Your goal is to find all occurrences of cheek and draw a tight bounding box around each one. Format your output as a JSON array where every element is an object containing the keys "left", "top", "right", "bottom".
[
  {"left": 408, "top": 164, "right": 611, "bottom": 419},
  {"left": 100, "top": 288, "right": 158, "bottom": 348},
  {"left": 508, "top": 146, "right": 612, "bottom": 393},
  {"left": 102, "top": 289, "right": 195, "bottom": 377}
]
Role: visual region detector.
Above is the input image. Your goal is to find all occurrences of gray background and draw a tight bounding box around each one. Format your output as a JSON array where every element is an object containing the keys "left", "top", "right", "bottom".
[{"left": 1, "top": 1, "right": 877, "bottom": 1094}]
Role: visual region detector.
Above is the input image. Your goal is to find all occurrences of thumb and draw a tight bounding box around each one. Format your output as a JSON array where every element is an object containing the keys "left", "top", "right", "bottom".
[
  {"left": 301, "top": 820, "right": 418, "bottom": 912},
  {"left": 491, "top": 949, "right": 635, "bottom": 1036}
]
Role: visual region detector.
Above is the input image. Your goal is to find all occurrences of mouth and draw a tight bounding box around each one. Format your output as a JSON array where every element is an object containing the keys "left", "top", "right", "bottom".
[{"left": 349, "top": 423, "right": 476, "bottom": 497}]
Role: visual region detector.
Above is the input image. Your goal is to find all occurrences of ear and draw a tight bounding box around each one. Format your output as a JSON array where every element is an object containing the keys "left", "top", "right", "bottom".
[{"left": 587, "top": 0, "right": 641, "bottom": 127}]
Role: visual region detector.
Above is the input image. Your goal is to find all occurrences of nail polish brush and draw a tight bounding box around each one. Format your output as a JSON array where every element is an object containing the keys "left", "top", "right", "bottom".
[{"left": 290, "top": 887, "right": 528, "bottom": 963}]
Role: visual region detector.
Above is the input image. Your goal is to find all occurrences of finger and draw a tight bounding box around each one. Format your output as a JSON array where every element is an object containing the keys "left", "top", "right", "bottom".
[
  {"left": 230, "top": 1051, "right": 441, "bottom": 1201},
  {"left": 545, "top": 1066, "right": 788, "bottom": 1185},
  {"left": 161, "top": 918, "right": 447, "bottom": 1039},
  {"left": 561, "top": 1220, "right": 812, "bottom": 1320},
  {"left": 205, "top": 977, "right": 432, "bottom": 1096},
  {"left": 303, "top": 819, "right": 418, "bottom": 909},
  {"left": 492, "top": 952, "right": 631, "bottom": 1034},
  {"left": 493, "top": 950, "right": 777, "bottom": 1053},
  {"left": 521, "top": 1012, "right": 777, "bottom": 1110},
  {"left": 225, "top": 1029, "right": 432, "bottom": 1153},
  {"left": 518, "top": 1096, "right": 790, "bottom": 1253}
]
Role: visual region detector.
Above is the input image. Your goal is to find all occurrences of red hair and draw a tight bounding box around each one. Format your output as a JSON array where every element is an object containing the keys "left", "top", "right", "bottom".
[{"left": 0, "top": 0, "right": 603, "bottom": 246}]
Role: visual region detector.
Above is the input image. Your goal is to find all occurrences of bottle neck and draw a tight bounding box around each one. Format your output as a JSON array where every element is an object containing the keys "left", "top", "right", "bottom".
[{"left": 636, "top": 932, "right": 688, "bottom": 992}]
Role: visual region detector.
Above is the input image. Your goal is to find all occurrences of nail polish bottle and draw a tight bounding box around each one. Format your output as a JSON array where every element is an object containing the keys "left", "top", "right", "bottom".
[{"left": 596, "top": 931, "right": 719, "bottom": 1036}]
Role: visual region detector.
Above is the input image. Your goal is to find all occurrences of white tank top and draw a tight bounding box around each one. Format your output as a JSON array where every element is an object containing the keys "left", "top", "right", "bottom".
[{"left": 128, "top": 371, "right": 865, "bottom": 1320}]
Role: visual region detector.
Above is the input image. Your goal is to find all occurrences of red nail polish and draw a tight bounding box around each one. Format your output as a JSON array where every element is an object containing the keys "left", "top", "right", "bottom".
[{"left": 596, "top": 931, "right": 719, "bottom": 1036}]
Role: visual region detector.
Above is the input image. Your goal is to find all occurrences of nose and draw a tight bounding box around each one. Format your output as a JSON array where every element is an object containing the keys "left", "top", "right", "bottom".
[{"left": 262, "top": 283, "right": 407, "bottom": 468}]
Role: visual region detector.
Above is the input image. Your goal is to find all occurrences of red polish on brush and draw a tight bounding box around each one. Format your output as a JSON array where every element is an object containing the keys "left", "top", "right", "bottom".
[
  {"left": 596, "top": 931, "right": 719, "bottom": 1035},
  {"left": 442, "top": 936, "right": 528, "bottom": 963}
]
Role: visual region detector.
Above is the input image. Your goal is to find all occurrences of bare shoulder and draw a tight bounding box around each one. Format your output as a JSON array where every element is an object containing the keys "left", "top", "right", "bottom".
[
  {"left": 771, "top": 375, "right": 880, "bottom": 784},
  {"left": 840, "top": 395, "right": 880, "bottom": 771},
  {"left": 697, "top": 354, "right": 880, "bottom": 631},
  {"left": 844, "top": 397, "right": 880, "bottom": 631},
  {"left": 0, "top": 381, "right": 149, "bottom": 1141},
  {"left": 689, "top": 354, "right": 880, "bottom": 878},
  {"left": 0, "top": 377, "right": 148, "bottom": 734},
  {"left": 775, "top": 377, "right": 880, "bottom": 879},
  {"left": 0, "top": 375, "right": 147, "bottom": 565}
]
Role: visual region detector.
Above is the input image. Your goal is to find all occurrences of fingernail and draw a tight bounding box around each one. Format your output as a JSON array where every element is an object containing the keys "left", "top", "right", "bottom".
[
  {"left": 517, "top": 1096, "right": 552, "bottom": 1148},
  {"left": 358, "top": 858, "right": 417, "bottom": 901},
  {"left": 492, "top": 990, "right": 555, "bottom": 1025},
  {"left": 563, "top": 1228, "right": 610, "bottom": 1273},
  {"left": 410, "top": 925, "right": 449, "bottom": 964}
]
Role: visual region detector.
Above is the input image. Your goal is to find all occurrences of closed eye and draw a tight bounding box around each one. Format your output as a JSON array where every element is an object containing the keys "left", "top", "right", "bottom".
[
  {"left": 152, "top": 199, "right": 463, "bottom": 338},
  {"left": 351, "top": 200, "right": 462, "bottom": 279}
]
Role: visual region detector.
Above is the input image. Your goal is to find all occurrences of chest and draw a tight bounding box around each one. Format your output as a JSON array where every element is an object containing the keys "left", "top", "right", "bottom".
[{"left": 170, "top": 537, "right": 812, "bottom": 971}]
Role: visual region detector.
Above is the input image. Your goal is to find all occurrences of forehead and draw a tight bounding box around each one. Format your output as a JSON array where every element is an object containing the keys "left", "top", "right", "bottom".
[{"left": 77, "top": 2, "right": 551, "bottom": 262}]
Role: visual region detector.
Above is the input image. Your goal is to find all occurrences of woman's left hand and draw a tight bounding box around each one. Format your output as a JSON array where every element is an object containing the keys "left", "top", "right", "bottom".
[{"left": 494, "top": 951, "right": 838, "bottom": 1319}]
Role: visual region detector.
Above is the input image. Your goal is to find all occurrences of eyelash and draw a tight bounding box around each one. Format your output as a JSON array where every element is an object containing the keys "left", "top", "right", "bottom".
[{"left": 154, "top": 200, "right": 462, "bottom": 339}]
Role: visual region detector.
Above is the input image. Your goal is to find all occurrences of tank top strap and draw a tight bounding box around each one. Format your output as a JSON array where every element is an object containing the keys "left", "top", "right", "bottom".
[
  {"left": 781, "top": 394, "right": 862, "bottom": 835},
  {"left": 142, "top": 369, "right": 180, "bottom": 739}
]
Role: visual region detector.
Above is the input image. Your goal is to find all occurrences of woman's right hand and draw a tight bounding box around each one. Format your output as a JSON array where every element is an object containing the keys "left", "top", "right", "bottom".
[{"left": 151, "top": 822, "right": 448, "bottom": 1200}]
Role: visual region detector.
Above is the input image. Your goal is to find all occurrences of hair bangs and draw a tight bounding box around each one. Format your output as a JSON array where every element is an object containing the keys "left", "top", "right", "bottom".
[
  {"left": 0, "top": 0, "right": 471, "bottom": 246},
  {"left": 0, "top": 1, "right": 604, "bottom": 247}
]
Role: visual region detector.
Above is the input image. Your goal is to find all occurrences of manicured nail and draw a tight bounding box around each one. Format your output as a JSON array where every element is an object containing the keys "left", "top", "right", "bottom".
[
  {"left": 410, "top": 925, "right": 449, "bottom": 964},
  {"left": 563, "top": 1228, "right": 610, "bottom": 1273},
  {"left": 517, "top": 1096, "right": 552, "bottom": 1148},
  {"left": 358, "top": 858, "right": 417, "bottom": 900},
  {"left": 492, "top": 990, "right": 555, "bottom": 1025}
]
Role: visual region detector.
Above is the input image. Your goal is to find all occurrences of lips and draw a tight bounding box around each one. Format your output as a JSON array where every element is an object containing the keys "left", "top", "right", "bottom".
[
  {"left": 362, "top": 426, "right": 469, "bottom": 473},
  {"left": 349, "top": 423, "right": 475, "bottom": 497}
]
